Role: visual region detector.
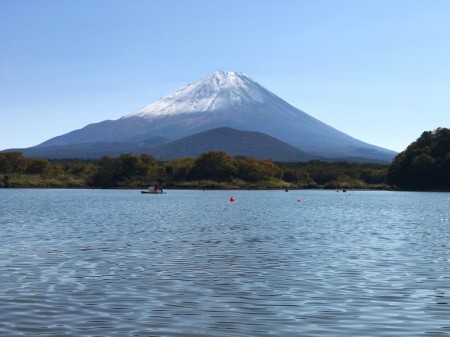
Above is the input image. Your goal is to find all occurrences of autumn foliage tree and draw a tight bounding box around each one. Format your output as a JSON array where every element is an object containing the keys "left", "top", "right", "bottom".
[{"left": 0, "top": 150, "right": 393, "bottom": 189}]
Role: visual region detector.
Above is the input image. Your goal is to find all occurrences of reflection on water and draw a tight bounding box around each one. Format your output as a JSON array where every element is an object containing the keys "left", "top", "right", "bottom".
[{"left": 1, "top": 189, "right": 450, "bottom": 336}]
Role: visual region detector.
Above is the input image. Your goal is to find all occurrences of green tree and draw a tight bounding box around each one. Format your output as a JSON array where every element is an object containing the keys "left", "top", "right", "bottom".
[
  {"left": 26, "top": 159, "right": 51, "bottom": 174},
  {"left": 387, "top": 128, "right": 450, "bottom": 190},
  {"left": 0, "top": 152, "right": 26, "bottom": 173},
  {"left": 90, "top": 156, "right": 120, "bottom": 187},
  {"left": 90, "top": 153, "right": 161, "bottom": 187},
  {"left": 360, "top": 168, "right": 387, "bottom": 184},
  {"left": 236, "top": 157, "right": 265, "bottom": 182},
  {"left": 163, "top": 158, "right": 195, "bottom": 182},
  {"left": 189, "top": 151, "right": 236, "bottom": 181},
  {"left": 116, "top": 153, "right": 145, "bottom": 179}
]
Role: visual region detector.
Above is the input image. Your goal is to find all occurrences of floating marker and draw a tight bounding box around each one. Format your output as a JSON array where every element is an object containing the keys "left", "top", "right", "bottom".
[
  {"left": 297, "top": 199, "right": 301, "bottom": 202},
  {"left": 230, "top": 196, "right": 235, "bottom": 202}
]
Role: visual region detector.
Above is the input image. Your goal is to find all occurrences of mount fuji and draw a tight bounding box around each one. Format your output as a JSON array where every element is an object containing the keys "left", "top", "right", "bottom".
[{"left": 11, "top": 71, "right": 396, "bottom": 162}]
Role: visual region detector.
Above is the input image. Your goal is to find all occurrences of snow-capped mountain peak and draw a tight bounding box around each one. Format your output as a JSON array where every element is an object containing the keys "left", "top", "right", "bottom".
[
  {"left": 125, "top": 71, "right": 268, "bottom": 119},
  {"left": 32, "top": 70, "right": 397, "bottom": 162}
]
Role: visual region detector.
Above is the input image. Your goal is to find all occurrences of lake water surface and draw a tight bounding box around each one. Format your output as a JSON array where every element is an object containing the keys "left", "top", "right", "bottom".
[{"left": 1, "top": 189, "right": 450, "bottom": 336}]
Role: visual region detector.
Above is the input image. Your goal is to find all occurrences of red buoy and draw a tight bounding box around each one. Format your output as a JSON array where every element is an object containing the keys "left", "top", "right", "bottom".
[
  {"left": 297, "top": 199, "right": 301, "bottom": 202},
  {"left": 230, "top": 196, "right": 235, "bottom": 202}
]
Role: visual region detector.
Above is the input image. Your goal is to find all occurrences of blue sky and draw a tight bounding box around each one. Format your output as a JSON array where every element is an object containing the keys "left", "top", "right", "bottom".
[{"left": 1, "top": 0, "right": 449, "bottom": 152}]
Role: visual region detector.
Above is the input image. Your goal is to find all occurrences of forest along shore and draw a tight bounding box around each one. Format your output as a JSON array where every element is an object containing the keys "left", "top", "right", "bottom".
[{"left": 0, "top": 151, "right": 389, "bottom": 190}]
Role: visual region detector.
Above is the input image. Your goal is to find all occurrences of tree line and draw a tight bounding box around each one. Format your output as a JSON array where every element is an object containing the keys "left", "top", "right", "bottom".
[
  {"left": 2, "top": 127, "right": 448, "bottom": 190},
  {"left": 387, "top": 127, "right": 450, "bottom": 190},
  {"left": 0, "top": 151, "right": 389, "bottom": 189}
]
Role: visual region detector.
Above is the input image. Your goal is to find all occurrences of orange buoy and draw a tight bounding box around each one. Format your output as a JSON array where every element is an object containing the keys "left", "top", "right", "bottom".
[{"left": 230, "top": 196, "right": 235, "bottom": 202}]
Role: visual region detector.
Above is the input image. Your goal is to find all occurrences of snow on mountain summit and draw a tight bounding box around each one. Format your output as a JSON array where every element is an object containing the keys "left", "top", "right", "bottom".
[
  {"left": 125, "top": 71, "right": 269, "bottom": 119},
  {"left": 33, "top": 70, "right": 397, "bottom": 162}
]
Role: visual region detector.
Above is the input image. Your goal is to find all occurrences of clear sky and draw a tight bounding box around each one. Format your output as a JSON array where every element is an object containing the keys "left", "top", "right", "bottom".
[{"left": 1, "top": 0, "right": 449, "bottom": 152}]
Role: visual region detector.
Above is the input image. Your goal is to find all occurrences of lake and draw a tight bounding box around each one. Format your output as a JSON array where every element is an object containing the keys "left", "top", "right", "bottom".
[{"left": 1, "top": 189, "right": 450, "bottom": 336}]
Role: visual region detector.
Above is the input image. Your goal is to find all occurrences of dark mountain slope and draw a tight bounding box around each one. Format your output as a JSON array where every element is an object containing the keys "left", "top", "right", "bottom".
[{"left": 153, "top": 127, "right": 320, "bottom": 161}]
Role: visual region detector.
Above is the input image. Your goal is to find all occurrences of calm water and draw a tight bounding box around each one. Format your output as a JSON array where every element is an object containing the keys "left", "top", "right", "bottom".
[{"left": 1, "top": 189, "right": 450, "bottom": 336}]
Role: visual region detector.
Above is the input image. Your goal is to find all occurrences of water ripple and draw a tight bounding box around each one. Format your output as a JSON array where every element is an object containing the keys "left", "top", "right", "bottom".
[{"left": 1, "top": 189, "right": 450, "bottom": 336}]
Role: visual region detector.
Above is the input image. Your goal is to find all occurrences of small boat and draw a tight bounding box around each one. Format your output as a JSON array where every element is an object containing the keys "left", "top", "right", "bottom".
[
  {"left": 141, "top": 185, "right": 165, "bottom": 194},
  {"left": 141, "top": 190, "right": 165, "bottom": 194}
]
